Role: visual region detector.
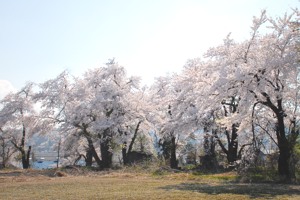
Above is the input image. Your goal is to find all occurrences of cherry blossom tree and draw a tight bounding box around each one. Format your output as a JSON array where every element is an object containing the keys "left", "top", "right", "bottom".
[
  {"left": 195, "top": 10, "right": 300, "bottom": 181},
  {"left": 121, "top": 87, "right": 154, "bottom": 165},
  {"left": 0, "top": 130, "right": 16, "bottom": 168},
  {"left": 149, "top": 72, "right": 201, "bottom": 169},
  {"left": 35, "top": 70, "right": 103, "bottom": 167},
  {"left": 149, "top": 75, "right": 180, "bottom": 168},
  {"left": 36, "top": 60, "right": 145, "bottom": 168},
  {"left": 81, "top": 60, "right": 142, "bottom": 168},
  {"left": 0, "top": 83, "right": 39, "bottom": 169}
]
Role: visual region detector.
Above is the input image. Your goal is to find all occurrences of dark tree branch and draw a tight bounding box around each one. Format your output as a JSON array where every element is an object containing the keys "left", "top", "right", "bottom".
[{"left": 128, "top": 121, "right": 142, "bottom": 154}]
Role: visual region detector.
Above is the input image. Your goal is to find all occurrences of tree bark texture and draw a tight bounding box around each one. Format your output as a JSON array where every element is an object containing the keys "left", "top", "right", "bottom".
[{"left": 170, "top": 136, "right": 178, "bottom": 169}]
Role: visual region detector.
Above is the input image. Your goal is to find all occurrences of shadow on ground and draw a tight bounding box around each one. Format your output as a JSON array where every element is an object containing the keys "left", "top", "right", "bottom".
[{"left": 160, "top": 182, "right": 300, "bottom": 198}]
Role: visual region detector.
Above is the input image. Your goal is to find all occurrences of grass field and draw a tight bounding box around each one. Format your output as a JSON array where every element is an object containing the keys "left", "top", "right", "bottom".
[{"left": 0, "top": 168, "right": 300, "bottom": 200}]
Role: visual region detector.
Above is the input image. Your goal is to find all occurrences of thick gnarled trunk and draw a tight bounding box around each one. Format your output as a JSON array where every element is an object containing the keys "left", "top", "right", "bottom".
[
  {"left": 170, "top": 136, "right": 178, "bottom": 169},
  {"left": 159, "top": 134, "right": 178, "bottom": 169},
  {"left": 122, "top": 121, "right": 142, "bottom": 165},
  {"left": 215, "top": 124, "right": 239, "bottom": 164},
  {"left": 262, "top": 98, "right": 297, "bottom": 182},
  {"left": 227, "top": 124, "right": 238, "bottom": 163},
  {"left": 99, "top": 128, "right": 112, "bottom": 169},
  {"left": 276, "top": 113, "right": 296, "bottom": 181},
  {"left": 100, "top": 139, "right": 112, "bottom": 168},
  {"left": 85, "top": 136, "right": 102, "bottom": 167},
  {"left": 20, "top": 146, "right": 31, "bottom": 169}
]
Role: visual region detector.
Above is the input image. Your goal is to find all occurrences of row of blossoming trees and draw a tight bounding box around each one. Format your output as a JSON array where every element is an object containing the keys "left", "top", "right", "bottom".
[{"left": 0, "top": 10, "right": 299, "bottom": 181}]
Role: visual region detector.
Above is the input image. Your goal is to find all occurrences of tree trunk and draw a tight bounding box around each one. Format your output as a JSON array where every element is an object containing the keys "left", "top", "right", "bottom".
[
  {"left": 26, "top": 146, "right": 31, "bottom": 167},
  {"left": 202, "top": 133, "right": 217, "bottom": 169},
  {"left": 268, "top": 99, "right": 296, "bottom": 182},
  {"left": 160, "top": 139, "right": 171, "bottom": 161},
  {"left": 0, "top": 136, "right": 6, "bottom": 168},
  {"left": 214, "top": 124, "right": 239, "bottom": 164},
  {"left": 278, "top": 145, "right": 291, "bottom": 180},
  {"left": 122, "top": 121, "right": 142, "bottom": 165},
  {"left": 227, "top": 124, "right": 238, "bottom": 163},
  {"left": 122, "top": 142, "right": 128, "bottom": 165},
  {"left": 276, "top": 115, "right": 294, "bottom": 181},
  {"left": 19, "top": 123, "right": 30, "bottom": 169},
  {"left": 56, "top": 138, "right": 61, "bottom": 168},
  {"left": 128, "top": 121, "right": 141, "bottom": 154},
  {"left": 100, "top": 139, "right": 112, "bottom": 169},
  {"left": 85, "top": 148, "right": 93, "bottom": 167},
  {"left": 88, "top": 137, "right": 102, "bottom": 167},
  {"left": 170, "top": 136, "right": 178, "bottom": 169},
  {"left": 21, "top": 146, "right": 31, "bottom": 169},
  {"left": 21, "top": 150, "right": 28, "bottom": 169}
]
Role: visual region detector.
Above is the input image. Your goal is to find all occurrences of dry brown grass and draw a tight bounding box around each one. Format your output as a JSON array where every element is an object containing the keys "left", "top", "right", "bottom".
[{"left": 0, "top": 169, "right": 299, "bottom": 200}]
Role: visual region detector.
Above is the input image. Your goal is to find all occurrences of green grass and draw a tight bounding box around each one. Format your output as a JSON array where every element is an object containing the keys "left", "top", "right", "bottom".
[{"left": 0, "top": 169, "right": 300, "bottom": 200}]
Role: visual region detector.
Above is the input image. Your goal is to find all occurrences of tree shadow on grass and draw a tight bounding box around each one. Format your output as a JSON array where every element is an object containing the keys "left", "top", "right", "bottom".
[{"left": 160, "top": 182, "right": 300, "bottom": 199}]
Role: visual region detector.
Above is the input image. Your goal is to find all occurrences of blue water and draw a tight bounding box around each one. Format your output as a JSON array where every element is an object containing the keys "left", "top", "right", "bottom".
[{"left": 31, "top": 161, "right": 58, "bottom": 169}]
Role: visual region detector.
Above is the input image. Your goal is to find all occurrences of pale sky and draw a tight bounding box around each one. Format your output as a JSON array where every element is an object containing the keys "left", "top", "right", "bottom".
[{"left": 0, "top": 0, "right": 299, "bottom": 98}]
